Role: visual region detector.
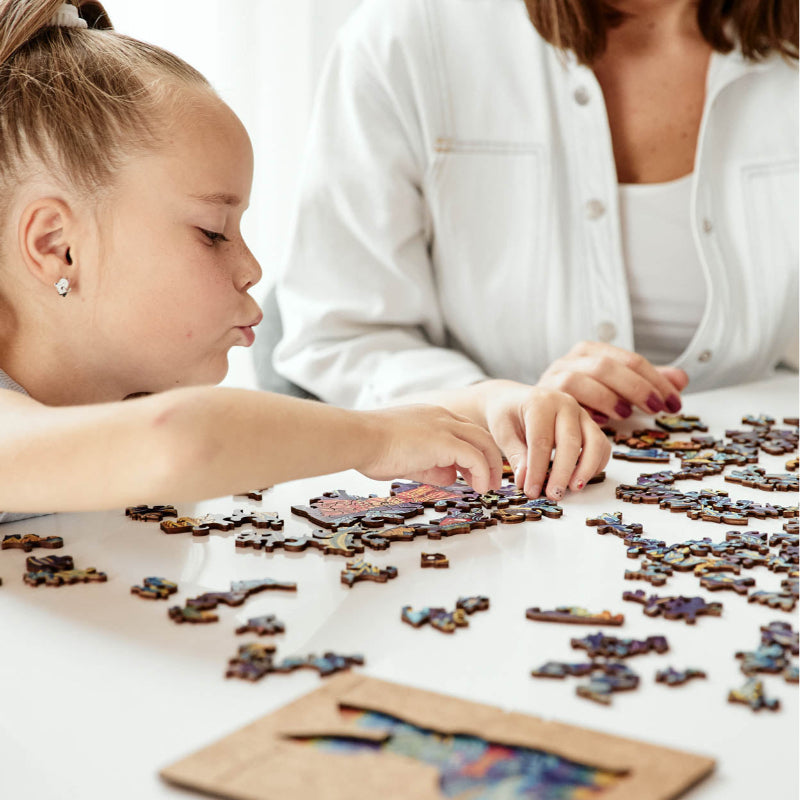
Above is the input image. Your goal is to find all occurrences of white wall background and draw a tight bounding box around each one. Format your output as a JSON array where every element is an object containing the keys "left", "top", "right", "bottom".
[{"left": 100, "top": 0, "right": 361, "bottom": 388}]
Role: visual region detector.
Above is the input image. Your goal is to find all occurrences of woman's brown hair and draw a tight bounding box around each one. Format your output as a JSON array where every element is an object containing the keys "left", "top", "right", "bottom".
[
  {"left": 0, "top": 0, "right": 210, "bottom": 219},
  {"left": 524, "top": 0, "right": 799, "bottom": 65}
]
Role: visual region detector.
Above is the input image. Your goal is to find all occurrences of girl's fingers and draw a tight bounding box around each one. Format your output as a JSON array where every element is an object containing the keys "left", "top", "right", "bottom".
[
  {"left": 454, "top": 420, "right": 504, "bottom": 490},
  {"left": 523, "top": 406, "right": 555, "bottom": 499},
  {"left": 545, "top": 406, "right": 583, "bottom": 500},
  {"left": 488, "top": 412, "right": 528, "bottom": 489}
]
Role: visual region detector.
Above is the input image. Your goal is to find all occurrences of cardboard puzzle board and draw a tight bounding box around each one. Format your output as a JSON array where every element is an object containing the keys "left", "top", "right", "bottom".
[{"left": 161, "top": 673, "right": 715, "bottom": 800}]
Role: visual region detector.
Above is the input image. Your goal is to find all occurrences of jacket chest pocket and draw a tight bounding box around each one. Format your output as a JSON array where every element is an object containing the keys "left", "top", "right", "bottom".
[
  {"left": 741, "top": 158, "right": 798, "bottom": 274},
  {"left": 424, "top": 142, "right": 547, "bottom": 372}
]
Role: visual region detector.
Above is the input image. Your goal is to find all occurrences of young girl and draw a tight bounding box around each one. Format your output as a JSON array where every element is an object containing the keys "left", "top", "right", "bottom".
[{"left": 0, "top": 0, "right": 611, "bottom": 521}]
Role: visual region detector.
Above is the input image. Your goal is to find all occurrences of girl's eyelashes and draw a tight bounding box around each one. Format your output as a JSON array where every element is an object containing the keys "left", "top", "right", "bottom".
[{"left": 199, "top": 228, "right": 229, "bottom": 245}]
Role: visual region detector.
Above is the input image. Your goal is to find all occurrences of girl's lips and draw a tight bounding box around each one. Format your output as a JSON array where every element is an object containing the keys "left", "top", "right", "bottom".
[{"left": 237, "top": 326, "right": 256, "bottom": 346}]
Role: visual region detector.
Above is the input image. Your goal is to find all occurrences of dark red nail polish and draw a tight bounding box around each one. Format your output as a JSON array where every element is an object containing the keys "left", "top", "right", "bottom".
[
  {"left": 665, "top": 394, "right": 682, "bottom": 413},
  {"left": 614, "top": 400, "right": 632, "bottom": 418},
  {"left": 590, "top": 411, "right": 609, "bottom": 424},
  {"left": 646, "top": 393, "right": 664, "bottom": 413}
]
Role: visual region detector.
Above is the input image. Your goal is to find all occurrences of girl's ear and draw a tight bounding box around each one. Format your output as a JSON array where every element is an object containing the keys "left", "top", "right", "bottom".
[{"left": 19, "top": 198, "right": 78, "bottom": 294}]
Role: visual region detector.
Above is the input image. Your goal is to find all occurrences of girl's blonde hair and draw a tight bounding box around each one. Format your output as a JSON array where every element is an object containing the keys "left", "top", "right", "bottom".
[{"left": 0, "top": 0, "right": 210, "bottom": 216}]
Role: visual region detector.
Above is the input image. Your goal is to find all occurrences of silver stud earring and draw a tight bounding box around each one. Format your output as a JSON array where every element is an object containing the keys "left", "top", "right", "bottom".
[{"left": 54, "top": 277, "right": 71, "bottom": 297}]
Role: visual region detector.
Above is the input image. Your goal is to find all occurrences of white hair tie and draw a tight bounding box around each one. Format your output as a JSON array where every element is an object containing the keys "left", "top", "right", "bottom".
[{"left": 48, "top": 3, "right": 88, "bottom": 29}]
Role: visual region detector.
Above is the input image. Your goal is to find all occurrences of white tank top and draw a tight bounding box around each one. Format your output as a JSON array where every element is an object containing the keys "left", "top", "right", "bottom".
[{"left": 618, "top": 174, "right": 706, "bottom": 366}]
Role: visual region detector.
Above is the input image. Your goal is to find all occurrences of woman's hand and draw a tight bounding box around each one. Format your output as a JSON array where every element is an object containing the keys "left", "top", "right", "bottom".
[
  {"left": 481, "top": 382, "right": 612, "bottom": 501},
  {"left": 537, "top": 341, "right": 689, "bottom": 423},
  {"left": 357, "top": 405, "right": 504, "bottom": 494}
]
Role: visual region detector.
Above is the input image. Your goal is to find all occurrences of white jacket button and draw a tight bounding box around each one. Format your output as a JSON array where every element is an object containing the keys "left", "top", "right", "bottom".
[
  {"left": 585, "top": 199, "right": 606, "bottom": 220},
  {"left": 697, "top": 349, "right": 712, "bottom": 362},
  {"left": 574, "top": 86, "right": 590, "bottom": 105},
  {"left": 596, "top": 321, "right": 617, "bottom": 342}
]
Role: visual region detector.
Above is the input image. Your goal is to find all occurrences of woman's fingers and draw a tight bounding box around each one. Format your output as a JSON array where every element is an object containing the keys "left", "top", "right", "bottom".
[{"left": 542, "top": 342, "right": 687, "bottom": 417}]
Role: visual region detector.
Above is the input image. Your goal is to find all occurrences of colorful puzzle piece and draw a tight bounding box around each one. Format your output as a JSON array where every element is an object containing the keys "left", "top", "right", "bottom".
[
  {"left": 576, "top": 662, "right": 640, "bottom": 705},
  {"left": 131, "top": 576, "right": 177, "bottom": 600},
  {"left": 24, "top": 567, "right": 107, "bottom": 587},
  {"left": 655, "top": 414, "right": 708, "bottom": 433},
  {"left": 613, "top": 448, "right": 670, "bottom": 463},
  {"left": 25, "top": 555, "right": 73, "bottom": 572},
  {"left": 490, "top": 498, "right": 563, "bottom": 524},
  {"left": 420, "top": 552, "right": 449, "bottom": 568},
  {"left": 1, "top": 533, "right": 63, "bottom": 552},
  {"left": 698, "top": 573, "right": 755, "bottom": 594},
  {"left": 340, "top": 559, "right": 398, "bottom": 587},
  {"left": 570, "top": 632, "right": 668, "bottom": 659},
  {"left": 655, "top": 667, "right": 707, "bottom": 686},
  {"left": 525, "top": 606, "right": 624, "bottom": 626},
  {"left": 235, "top": 615, "right": 285, "bottom": 636},
  {"left": 728, "top": 678, "right": 780, "bottom": 712},
  {"left": 292, "top": 488, "right": 429, "bottom": 530},
  {"left": 125, "top": 504, "right": 178, "bottom": 522},
  {"left": 168, "top": 605, "right": 218, "bottom": 624},
  {"left": 748, "top": 590, "right": 796, "bottom": 612},
  {"left": 530, "top": 661, "right": 595, "bottom": 679},
  {"left": 622, "top": 590, "right": 723, "bottom": 624},
  {"left": 624, "top": 563, "right": 673, "bottom": 586},
  {"left": 761, "top": 621, "right": 799, "bottom": 655},
  {"left": 735, "top": 644, "right": 787, "bottom": 676},
  {"left": 233, "top": 487, "right": 271, "bottom": 501},
  {"left": 585, "top": 511, "right": 643, "bottom": 539}
]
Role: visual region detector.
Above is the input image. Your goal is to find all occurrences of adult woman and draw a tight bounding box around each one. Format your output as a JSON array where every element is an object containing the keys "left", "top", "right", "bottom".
[{"left": 268, "top": 0, "right": 797, "bottom": 494}]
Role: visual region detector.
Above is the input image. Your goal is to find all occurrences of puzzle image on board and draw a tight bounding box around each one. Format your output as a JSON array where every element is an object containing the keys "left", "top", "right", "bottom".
[{"left": 161, "top": 674, "right": 716, "bottom": 800}]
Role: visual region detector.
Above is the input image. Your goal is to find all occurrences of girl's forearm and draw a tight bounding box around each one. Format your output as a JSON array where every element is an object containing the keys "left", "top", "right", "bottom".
[{"left": 0, "top": 387, "right": 376, "bottom": 512}]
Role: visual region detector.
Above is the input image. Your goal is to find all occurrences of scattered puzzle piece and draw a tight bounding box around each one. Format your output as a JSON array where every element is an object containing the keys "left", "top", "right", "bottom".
[
  {"left": 784, "top": 664, "right": 799, "bottom": 683},
  {"left": 699, "top": 573, "right": 755, "bottom": 595},
  {"left": 24, "top": 568, "right": 108, "bottom": 587},
  {"left": 786, "top": 457, "right": 799, "bottom": 472},
  {"left": 624, "top": 563, "right": 673, "bottom": 586},
  {"left": 761, "top": 621, "right": 799, "bottom": 655},
  {"left": 656, "top": 414, "right": 708, "bottom": 433},
  {"left": 233, "top": 487, "right": 271, "bottom": 501},
  {"left": 655, "top": 667, "right": 707, "bottom": 686},
  {"left": 525, "top": 606, "right": 624, "bottom": 626},
  {"left": 622, "top": 590, "right": 723, "bottom": 624},
  {"left": 25, "top": 555, "right": 73, "bottom": 572},
  {"left": 424, "top": 509, "right": 498, "bottom": 538},
  {"left": 292, "top": 488, "right": 432, "bottom": 530},
  {"left": 420, "top": 552, "right": 449, "bottom": 568},
  {"left": 570, "top": 632, "right": 668, "bottom": 659},
  {"left": 748, "top": 590, "right": 796, "bottom": 612},
  {"left": 576, "top": 662, "right": 640, "bottom": 705},
  {"left": 235, "top": 615, "right": 285, "bottom": 636},
  {"left": 125, "top": 505, "right": 178, "bottom": 522},
  {"left": 225, "top": 643, "right": 276, "bottom": 680},
  {"left": 340, "top": 559, "right": 398, "bottom": 587},
  {"left": 168, "top": 605, "right": 218, "bottom": 624},
  {"left": 490, "top": 498, "right": 563, "bottom": 524},
  {"left": 269, "top": 652, "right": 365, "bottom": 678},
  {"left": 456, "top": 596, "right": 490, "bottom": 614},
  {"left": 735, "top": 644, "right": 787, "bottom": 676},
  {"left": 530, "top": 661, "right": 595, "bottom": 679},
  {"left": 585, "top": 512, "right": 643, "bottom": 539},
  {"left": 742, "top": 414, "right": 775, "bottom": 428},
  {"left": 728, "top": 678, "right": 780, "bottom": 711},
  {"left": 131, "top": 576, "right": 178, "bottom": 600},
  {"left": 1, "top": 533, "right": 63, "bottom": 552},
  {"left": 401, "top": 597, "right": 488, "bottom": 633},
  {"left": 613, "top": 448, "right": 670, "bottom": 463}
]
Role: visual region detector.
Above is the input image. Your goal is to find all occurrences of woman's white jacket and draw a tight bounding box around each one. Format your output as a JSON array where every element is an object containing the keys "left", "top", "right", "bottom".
[{"left": 273, "top": 0, "right": 799, "bottom": 408}]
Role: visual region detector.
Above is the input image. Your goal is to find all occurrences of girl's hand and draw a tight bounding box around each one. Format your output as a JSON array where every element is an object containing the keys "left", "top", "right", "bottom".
[
  {"left": 537, "top": 341, "right": 689, "bottom": 424},
  {"left": 482, "top": 382, "right": 611, "bottom": 501},
  {"left": 357, "top": 405, "right": 504, "bottom": 494}
]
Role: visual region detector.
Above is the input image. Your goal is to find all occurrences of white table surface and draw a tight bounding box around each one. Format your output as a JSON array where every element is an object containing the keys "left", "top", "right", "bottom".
[{"left": 1, "top": 374, "right": 797, "bottom": 800}]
